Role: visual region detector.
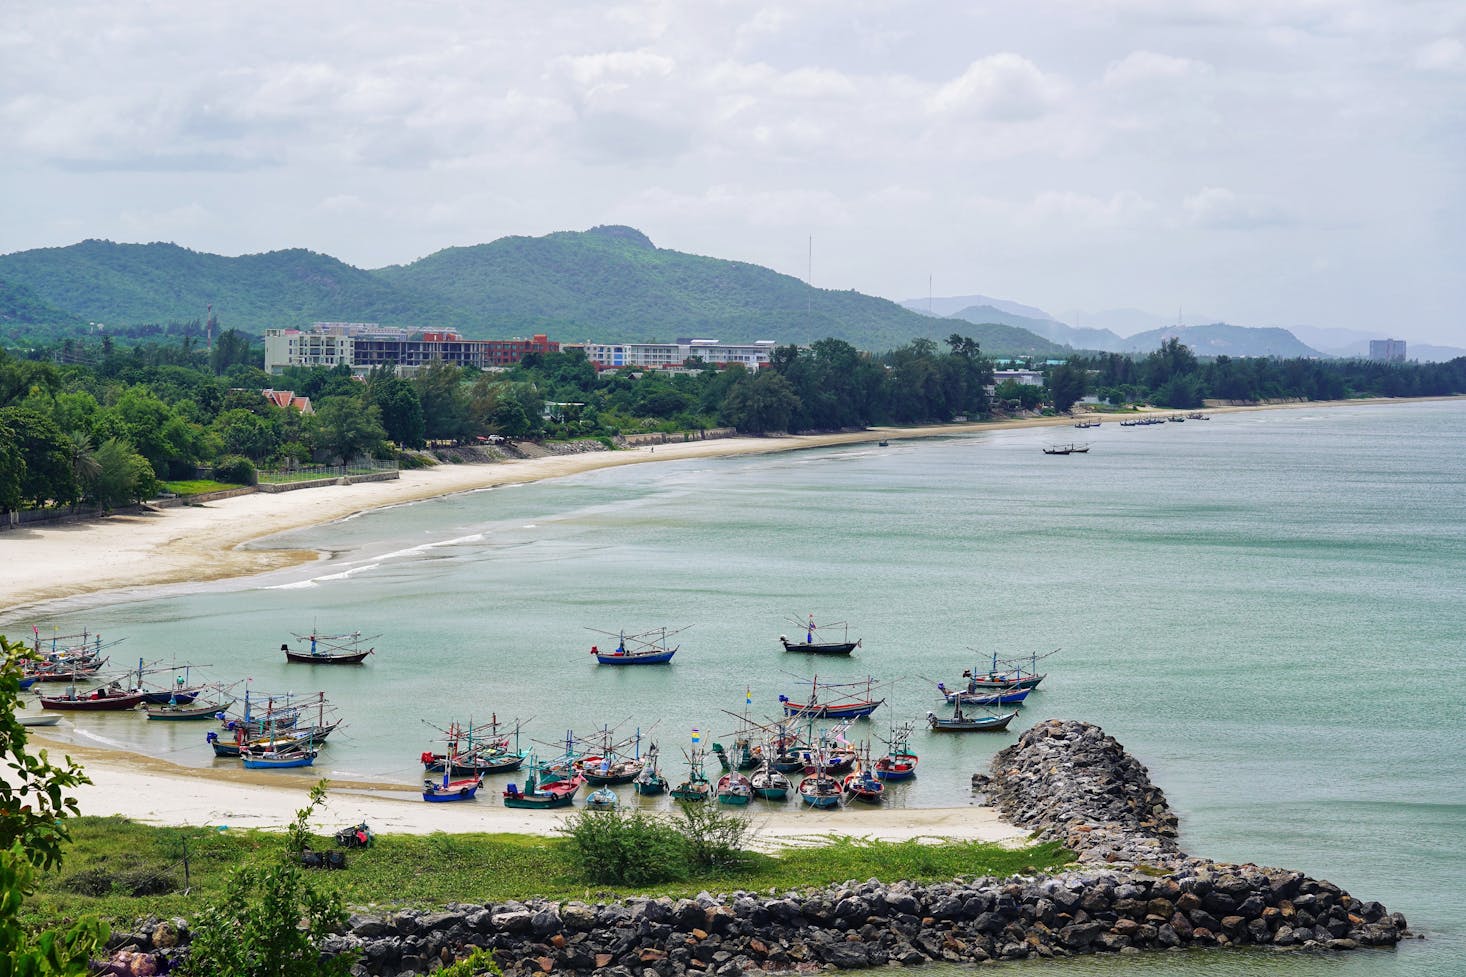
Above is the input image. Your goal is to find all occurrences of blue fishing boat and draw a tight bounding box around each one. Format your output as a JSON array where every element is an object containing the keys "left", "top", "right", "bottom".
[
  {"left": 588, "top": 626, "right": 687, "bottom": 665},
  {"left": 585, "top": 786, "right": 619, "bottom": 809},
  {"left": 421, "top": 722, "right": 483, "bottom": 801},
  {"left": 937, "top": 683, "right": 1032, "bottom": 706},
  {"left": 873, "top": 721, "right": 918, "bottom": 782},
  {"left": 241, "top": 746, "right": 318, "bottom": 769},
  {"left": 780, "top": 675, "right": 884, "bottom": 720}
]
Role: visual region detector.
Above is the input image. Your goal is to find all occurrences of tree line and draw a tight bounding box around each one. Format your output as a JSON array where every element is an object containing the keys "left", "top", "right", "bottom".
[{"left": 3, "top": 330, "right": 1463, "bottom": 515}]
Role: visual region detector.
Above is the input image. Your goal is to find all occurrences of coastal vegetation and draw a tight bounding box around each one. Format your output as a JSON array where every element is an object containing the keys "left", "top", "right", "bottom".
[
  {"left": 2, "top": 327, "right": 1464, "bottom": 521},
  {"left": 26, "top": 814, "right": 1069, "bottom": 929}
]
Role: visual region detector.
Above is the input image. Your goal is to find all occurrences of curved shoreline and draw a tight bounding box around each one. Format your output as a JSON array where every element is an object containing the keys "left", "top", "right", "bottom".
[{"left": 3, "top": 396, "right": 1454, "bottom": 618}]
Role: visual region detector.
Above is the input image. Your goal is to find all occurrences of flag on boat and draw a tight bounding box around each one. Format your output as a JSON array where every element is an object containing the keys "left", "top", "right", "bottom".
[
  {"left": 691, "top": 727, "right": 701, "bottom": 745},
  {"left": 745, "top": 688, "right": 752, "bottom": 705}
]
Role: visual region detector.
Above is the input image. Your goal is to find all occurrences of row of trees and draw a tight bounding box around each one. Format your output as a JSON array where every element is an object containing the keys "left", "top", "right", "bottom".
[{"left": 5, "top": 329, "right": 1465, "bottom": 514}]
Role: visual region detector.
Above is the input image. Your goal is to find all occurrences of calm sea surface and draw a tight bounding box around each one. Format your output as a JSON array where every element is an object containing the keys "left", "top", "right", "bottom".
[{"left": 8, "top": 400, "right": 1464, "bottom": 976}]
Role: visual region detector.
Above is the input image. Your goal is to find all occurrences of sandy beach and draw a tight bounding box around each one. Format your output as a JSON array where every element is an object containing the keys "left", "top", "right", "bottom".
[{"left": 6, "top": 397, "right": 1453, "bottom": 843}]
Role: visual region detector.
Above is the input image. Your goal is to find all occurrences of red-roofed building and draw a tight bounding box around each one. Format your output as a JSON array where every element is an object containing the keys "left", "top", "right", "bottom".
[{"left": 262, "top": 389, "right": 315, "bottom": 414}]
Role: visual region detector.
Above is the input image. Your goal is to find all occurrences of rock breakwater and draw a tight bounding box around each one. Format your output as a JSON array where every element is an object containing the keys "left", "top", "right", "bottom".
[{"left": 105, "top": 719, "right": 1407, "bottom": 975}]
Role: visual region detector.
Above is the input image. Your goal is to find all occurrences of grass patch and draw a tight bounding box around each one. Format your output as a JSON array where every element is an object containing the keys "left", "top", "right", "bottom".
[
  {"left": 28, "top": 816, "right": 1072, "bottom": 927},
  {"left": 160, "top": 479, "right": 236, "bottom": 495}
]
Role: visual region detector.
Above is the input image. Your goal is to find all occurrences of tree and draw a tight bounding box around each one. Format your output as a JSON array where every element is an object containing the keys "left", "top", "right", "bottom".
[
  {"left": 1046, "top": 362, "right": 1087, "bottom": 413},
  {"left": 92, "top": 437, "right": 159, "bottom": 511},
  {"left": 412, "top": 360, "right": 472, "bottom": 441},
  {"left": 0, "top": 634, "right": 108, "bottom": 973},
  {"left": 364, "top": 370, "right": 426, "bottom": 448},
  {"left": 208, "top": 328, "right": 255, "bottom": 375},
  {"left": 721, "top": 370, "right": 800, "bottom": 434},
  {"left": 0, "top": 406, "right": 80, "bottom": 509},
  {"left": 309, "top": 398, "right": 387, "bottom": 463}
]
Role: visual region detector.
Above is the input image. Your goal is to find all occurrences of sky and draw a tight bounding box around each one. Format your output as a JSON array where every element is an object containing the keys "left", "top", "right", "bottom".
[{"left": 3, "top": 1, "right": 1464, "bottom": 344}]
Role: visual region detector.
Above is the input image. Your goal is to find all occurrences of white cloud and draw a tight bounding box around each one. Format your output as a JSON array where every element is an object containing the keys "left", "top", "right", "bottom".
[
  {"left": 1183, "top": 187, "right": 1290, "bottom": 229},
  {"left": 1103, "top": 51, "right": 1213, "bottom": 87},
  {"left": 1414, "top": 38, "right": 1466, "bottom": 73},
  {"left": 928, "top": 54, "right": 1068, "bottom": 122}
]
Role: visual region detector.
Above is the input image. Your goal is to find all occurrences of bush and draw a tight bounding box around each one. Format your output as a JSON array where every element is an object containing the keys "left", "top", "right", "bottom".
[
  {"left": 212, "top": 455, "right": 257, "bottom": 485},
  {"left": 675, "top": 803, "right": 754, "bottom": 871},
  {"left": 559, "top": 809, "right": 689, "bottom": 886}
]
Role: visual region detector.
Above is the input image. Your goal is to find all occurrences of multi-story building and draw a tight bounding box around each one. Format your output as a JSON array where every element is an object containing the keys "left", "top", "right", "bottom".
[
  {"left": 574, "top": 338, "right": 776, "bottom": 371},
  {"left": 263, "top": 323, "right": 558, "bottom": 374},
  {"left": 1368, "top": 339, "right": 1407, "bottom": 362}
]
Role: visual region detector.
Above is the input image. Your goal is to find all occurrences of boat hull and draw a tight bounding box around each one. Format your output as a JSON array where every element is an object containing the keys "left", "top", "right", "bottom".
[
  {"left": 593, "top": 649, "right": 675, "bottom": 665},
  {"left": 144, "top": 701, "right": 231, "bottom": 721},
  {"left": 927, "top": 710, "right": 1019, "bottom": 732},
  {"left": 943, "top": 687, "right": 1031, "bottom": 706},
  {"left": 423, "top": 780, "right": 481, "bottom": 802},
  {"left": 780, "top": 638, "right": 858, "bottom": 655},
  {"left": 874, "top": 754, "right": 918, "bottom": 781},
  {"left": 18, "top": 714, "right": 61, "bottom": 727},
  {"left": 242, "top": 750, "right": 318, "bottom": 769},
  {"left": 781, "top": 700, "right": 883, "bottom": 720},
  {"left": 284, "top": 650, "right": 371, "bottom": 664},
  {"left": 37, "top": 691, "right": 146, "bottom": 711}
]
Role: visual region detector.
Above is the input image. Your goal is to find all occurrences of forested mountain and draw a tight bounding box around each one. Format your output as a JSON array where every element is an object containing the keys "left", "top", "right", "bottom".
[
  {"left": 940, "top": 313, "right": 1072, "bottom": 357},
  {"left": 0, "top": 240, "right": 453, "bottom": 337},
  {"left": 0, "top": 279, "right": 89, "bottom": 340},
  {"left": 1120, "top": 323, "right": 1322, "bottom": 358},
  {"left": 0, "top": 228, "right": 985, "bottom": 354}
]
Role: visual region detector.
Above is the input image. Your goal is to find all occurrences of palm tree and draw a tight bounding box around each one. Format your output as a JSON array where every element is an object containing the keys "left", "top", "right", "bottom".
[{"left": 66, "top": 430, "right": 101, "bottom": 508}]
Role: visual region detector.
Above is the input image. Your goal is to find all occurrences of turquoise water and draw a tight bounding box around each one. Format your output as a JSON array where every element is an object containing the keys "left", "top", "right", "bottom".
[{"left": 8, "top": 400, "right": 1464, "bottom": 975}]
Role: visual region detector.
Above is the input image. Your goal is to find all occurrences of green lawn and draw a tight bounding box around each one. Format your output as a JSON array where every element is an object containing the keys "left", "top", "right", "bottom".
[
  {"left": 28, "top": 816, "right": 1070, "bottom": 926},
  {"left": 158, "top": 479, "right": 238, "bottom": 495}
]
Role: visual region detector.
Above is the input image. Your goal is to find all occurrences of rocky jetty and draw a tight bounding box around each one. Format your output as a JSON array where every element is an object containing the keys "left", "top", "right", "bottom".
[{"left": 105, "top": 719, "right": 1407, "bottom": 975}]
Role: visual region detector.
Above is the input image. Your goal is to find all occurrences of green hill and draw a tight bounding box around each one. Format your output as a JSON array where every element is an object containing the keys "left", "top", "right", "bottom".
[
  {"left": 0, "top": 279, "right": 90, "bottom": 343},
  {"left": 1120, "top": 323, "right": 1323, "bottom": 358},
  {"left": 370, "top": 225, "right": 948, "bottom": 349},
  {"left": 945, "top": 306, "right": 1075, "bottom": 356},
  {"left": 0, "top": 240, "right": 454, "bottom": 334}
]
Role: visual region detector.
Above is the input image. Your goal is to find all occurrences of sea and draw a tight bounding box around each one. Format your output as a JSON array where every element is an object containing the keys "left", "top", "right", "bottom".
[{"left": 7, "top": 399, "right": 1464, "bottom": 976}]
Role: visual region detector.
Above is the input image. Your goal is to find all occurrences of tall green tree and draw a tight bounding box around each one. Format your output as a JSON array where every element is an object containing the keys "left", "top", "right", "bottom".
[
  {"left": 721, "top": 370, "right": 800, "bottom": 433},
  {"left": 364, "top": 370, "right": 426, "bottom": 448},
  {"left": 91, "top": 437, "right": 159, "bottom": 510},
  {"left": 0, "top": 407, "right": 80, "bottom": 509},
  {"left": 309, "top": 398, "right": 387, "bottom": 463},
  {"left": 1047, "top": 361, "right": 1087, "bottom": 413}
]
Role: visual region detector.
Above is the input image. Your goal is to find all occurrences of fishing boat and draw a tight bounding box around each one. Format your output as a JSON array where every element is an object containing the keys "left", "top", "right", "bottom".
[
  {"left": 1188, "top": 411, "right": 1211, "bottom": 420},
  {"left": 926, "top": 698, "right": 1019, "bottom": 732},
  {"left": 779, "top": 614, "right": 861, "bottom": 655},
  {"left": 873, "top": 721, "right": 919, "bottom": 782},
  {"left": 780, "top": 675, "right": 885, "bottom": 720},
  {"left": 130, "top": 659, "right": 207, "bottom": 704},
  {"left": 1074, "top": 419, "right": 1102, "bottom": 429},
  {"left": 575, "top": 725, "right": 650, "bottom": 785},
  {"left": 241, "top": 743, "right": 318, "bottom": 769},
  {"left": 750, "top": 760, "right": 791, "bottom": 801},
  {"left": 18, "top": 676, "right": 36, "bottom": 691},
  {"left": 37, "top": 682, "right": 146, "bottom": 711},
  {"left": 961, "top": 650, "right": 1054, "bottom": 691},
  {"left": 586, "top": 626, "right": 687, "bottom": 665},
  {"left": 421, "top": 714, "right": 528, "bottom": 776},
  {"left": 670, "top": 747, "right": 712, "bottom": 803},
  {"left": 936, "top": 682, "right": 1032, "bottom": 706},
  {"left": 797, "top": 772, "right": 843, "bottom": 809},
  {"left": 144, "top": 697, "right": 234, "bottom": 721},
  {"left": 21, "top": 628, "right": 119, "bottom": 683},
  {"left": 282, "top": 630, "right": 376, "bottom": 664},
  {"left": 502, "top": 757, "right": 581, "bottom": 809},
  {"left": 585, "top": 785, "right": 619, "bottom": 810},
  {"left": 632, "top": 745, "right": 668, "bottom": 795},
  {"left": 715, "top": 772, "right": 753, "bottom": 806},
  {"left": 843, "top": 767, "right": 885, "bottom": 804},
  {"left": 1042, "top": 443, "right": 1090, "bottom": 455},
  {"left": 421, "top": 722, "right": 487, "bottom": 802}
]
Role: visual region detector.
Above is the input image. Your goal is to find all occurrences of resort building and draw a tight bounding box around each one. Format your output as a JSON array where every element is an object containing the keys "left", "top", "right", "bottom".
[
  {"left": 991, "top": 369, "right": 1045, "bottom": 386},
  {"left": 571, "top": 338, "right": 777, "bottom": 372},
  {"left": 263, "top": 323, "right": 559, "bottom": 375},
  {"left": 1368, "top": 339, "right": 1408, "bottom": 362}
]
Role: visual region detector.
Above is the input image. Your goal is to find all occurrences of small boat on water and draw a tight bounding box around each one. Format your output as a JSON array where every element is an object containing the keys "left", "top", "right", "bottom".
[
  {"left": 1074, "top": 419, "right": 1102, "bottom": 429},
  {"left": 144, "top": 698, "right": 234, "bottom": 721},
  {"left": 502, "top": 758, "right": 581, "bottom": 810},
  {"left": 18, "top": 713, "right": 61, "bottom": 727},
  {"left": 282, "top": 630, "right": 376, "bottom": 665},
  {"left": 936, "top": 682, "right": 1031, "bottom": 706},
  {"left": 241, "top": 744, "right": 318, "bottom": 769},
  {"left": 926, "top": 698, "right": 1019, "bottom": 733},
  {"left": 750, "top": 761, "right": 791, "bottom": 801},
  {"left": 587, "top": 626, "right": 687, "bottom": 665},
  {"left": 715, "top": 772, "right": 753, "bottom": 806},
  {"left": 1042, "top": 443, "right": 1090, "bottom": 455},
  {"left": 873, "top": 721, "right": 918, "bottom": 782},
  {"left": 779, "top": 614, "right": 861, "bottom": 655},
  {"left": 843, "top": 768, "right": 885, "bottom": 804},
  {"left": 421, "top": 714, "right": 528, "bottom": 776},
  {"left": 670, "top": 747, "right": 712, "bottom": 803},
  {"left": 960, "top": 650, "right": 1055, "bottom": 691},
  {"left": 585, "top": 786, "right": 619, "bottom": 810},
  {"left": 37, "top": 682, "right": 146, "bottom": 711},
  {"left": 780, "top": 674, "right": 885, "bottom": 720},
  {"left": 421, "top": 723, "right": 484, "bottom": 802},
  {"left": 632, "top": 745, "right": 668, "bottom": 795},
  {"left": 797, "top": 772, "right": 843, "bottom": 809}
]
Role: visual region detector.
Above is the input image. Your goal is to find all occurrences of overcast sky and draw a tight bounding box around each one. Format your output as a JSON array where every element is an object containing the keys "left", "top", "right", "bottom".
[{"left": 3, "top": 1, "right": 1463, "bottom": 343}]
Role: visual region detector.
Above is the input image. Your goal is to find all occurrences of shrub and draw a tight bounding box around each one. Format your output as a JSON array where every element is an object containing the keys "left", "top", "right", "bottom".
[
  {"left": 559, "top": 809, "right": 689, "bottom": 886},
  {"left": 675, "top": 803, "right": 754, "bottom": 871},
  {"left": 212, "top": 455, "right": 257, "bottom": 486}
]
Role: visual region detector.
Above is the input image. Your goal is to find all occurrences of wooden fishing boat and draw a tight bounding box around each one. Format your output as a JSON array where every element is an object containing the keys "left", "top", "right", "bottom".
[
  {"left": 421, "top": 722, "right": 486, "bottom": 801},
  {"left": 632, "top": 745, "right": 668, "bottom": 795},
  {"left": 926, "top": 699, "right": 1019, "bottom": 732},
  {"left": 421, "top": 714, "right": 529, "bottom": 775},
  {"left": 37, "top": 684, "right": 146, "bottom": 711},
  {"left": 797, "top": 774, "right": 843, "bottom": 809},
  {"left": 961, "top": 650, "right": 1054, "bottom": 690},
  {"left": 670, "top": 748, "right": 712, "bottom": 803},
  {"left": 502, "top": 760, "right": 581, "bottom": 809},
  {"left": 780, "top": 675, "right": 885, "bottom": 720},
  {"left": 843, "top": 768, "right": 885, "bottom": 804},
  {"left": 144, "top": 698, "right": 234, "bottom": 721},
  {"left": 585, "top": 786, "right": 619, "bottom": 810},
  {"left": 587, "top": 626, "right": 687, "bottom": 665},
  {"left": 750, "top": 761, "right": 791, "bottom": 801},
  {"left": 282, "top": 630, "right": 376, "bottom": 665},
  {"left": 873, "top": 721, "right": 919, "bottom": 782},
  {"left": 1074, "top": 419, "right": 1101, "bottom": 429},
  {"left": 716, "top": 772, "right": 753, "bottom": 806},
  {"left": 1042, "top": 442, "right": 1090, "bottom": 455},
  {"left": 241, "top": 745, "right": 318, "bottom": 769},
  {"left": 575, "top": 724, "right": 651, "bottom": 785},
  {"left": 779, "top": 614, "right": 861, "bottom": 655},
  {"left": 937, "top": 683, "right": 1032, "bottom": 706}
]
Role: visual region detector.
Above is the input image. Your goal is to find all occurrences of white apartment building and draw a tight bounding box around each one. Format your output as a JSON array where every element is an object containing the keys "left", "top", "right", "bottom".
[{"left": 578, "top": 338, "right": 777, "bottom": 371}]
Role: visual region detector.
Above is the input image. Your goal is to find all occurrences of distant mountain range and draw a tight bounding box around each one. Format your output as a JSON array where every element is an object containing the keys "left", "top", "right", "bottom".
[{"left": 0, "top": 229, "right": 1456, "bottom": 361}]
